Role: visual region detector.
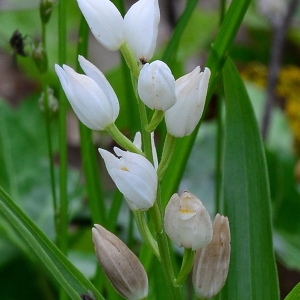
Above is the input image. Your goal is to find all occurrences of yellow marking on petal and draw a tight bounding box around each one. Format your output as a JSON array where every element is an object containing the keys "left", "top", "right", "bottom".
[
  {"left": 121, "top": 166, "right": 129, "bottom": 171},
  {"left": 180, "top": 208, "right": 194, "bottom": 214}
]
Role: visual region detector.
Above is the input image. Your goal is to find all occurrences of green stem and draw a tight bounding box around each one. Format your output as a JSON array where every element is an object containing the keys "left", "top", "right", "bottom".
[
  {"left": 137, "top": 98, "right": 153, "bottom": 162},
  {"left": 175, "top": 248, "right": 195, "bottom": 286},
  {"left": 133, "top": 210, "right": 160, "bottom": 259},
  {"left": 120, "top": 43, "right": 153, "bottom": 162},
  {"left": 220, "top": 0, "right": 227, "bottom": 24},
  {"left": 58, "top": 0, "right": 68, "bottom": 283},
  {"left": 40, "top": 22, "right": 58, "bottom": 240},
  {"left": 42, "top": 79, "right": 58, "bottom": 235},
  {"left": 105, "top": 123, "right": 144, "bottom": 155},
  {"left": 120, "top": 43, "right": 139, "bottom": 79},
  {"left": 149, "top": 198, "right": 182, "bottom": 300},
  {"left": 157, "top": 133, "right": 176, "bottom": 180},
  {"left": 146, "top": 110, "right": 165, "bottom": 132}
]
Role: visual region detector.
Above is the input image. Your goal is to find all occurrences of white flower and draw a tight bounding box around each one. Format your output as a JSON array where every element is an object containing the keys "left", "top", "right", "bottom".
[
  {"left": 165, "top": 67, "right": 211, "bottom": 137},
  {"left": 92, "top": 224, "right": 148, "bottom": 300},
  {"left": 99, "top": 147, "right": 157, "bottom": 211},
  {"left": 55, "top": 56, "right": 119, "bottom": 130},
  {"left": 124, "top": 0, "right": 160, "bottom": 61},
  {"left": 164, "top": 191, "right": 213, "bottom": 250},
  {"left": 192, "top": 214, "right": 231, "bottom": 298},
  {"left": 138, "top": 60, "right": 176, "bottom": 111},
  {"left": 77, "top": 0, "right": 125, "bottom": 51},
  {"left": 77, "top": 0, "right": 160, "bottom": 60}
]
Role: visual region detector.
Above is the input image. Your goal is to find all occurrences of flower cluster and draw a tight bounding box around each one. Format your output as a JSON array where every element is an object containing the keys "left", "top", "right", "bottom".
[{"left": 55, "top": 0, "right": 229, "bottom": 299}]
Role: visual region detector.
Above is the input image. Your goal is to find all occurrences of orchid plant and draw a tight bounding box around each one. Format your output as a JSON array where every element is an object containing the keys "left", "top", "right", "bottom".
[
  {"left": 55, "top": 1, "right": 229, "bottom": 299},
  {"left": 1, "top": 0, "right": 291, "bottom": 299}
]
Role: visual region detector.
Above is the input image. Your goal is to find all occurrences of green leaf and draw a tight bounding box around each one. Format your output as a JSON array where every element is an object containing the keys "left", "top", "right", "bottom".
[
  {"left": 285, "top": 282, "right": 300, "bottom": 300},
  {"left": 0, "top": 186, "right": 104, "bottom": 300},
  {"left": 220, "top": 58, "right": 279, "bottom": 299},
  {"left": 0, "top": 98, "right": 83, "bottom": 238},
  {"left": 266, "top": 150, "right": 300, "bottom": 271}
]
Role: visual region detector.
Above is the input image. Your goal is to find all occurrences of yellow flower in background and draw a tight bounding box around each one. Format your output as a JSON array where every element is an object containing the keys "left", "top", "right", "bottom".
[
  {"left": 277, "top": 66, "right": 300, "bottom": 147},
  {"left": 242, "top": 63, "right": 300, "bottom": 148}
]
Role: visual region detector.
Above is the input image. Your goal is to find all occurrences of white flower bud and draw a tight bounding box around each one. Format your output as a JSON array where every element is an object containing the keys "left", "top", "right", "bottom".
[
  {"left": 124, "top": 0, "right": 160, "bottom": 61},
  {"left": 165, "top": 67, "right": 211, "bottom": 137},
  {"left": 92, "top": 224, "right": 148, "bottom": 300},
  {"left": 99, "top": 147, "right": 157, "bottom": 211},
  {"left": 192, "top": 214, "right": 231, "bottom": 299},
  {"left": 138, "top": 60, "right": 176, "bottom": 111},
  {"left": 55, "top": 56, "right": 119, "bottom": 130},
  {"left": 77, "top": 0, "right": 125, "bottom": 51},
  {"left": 164, "top": 191, "right": 213, "bottom": 250}
]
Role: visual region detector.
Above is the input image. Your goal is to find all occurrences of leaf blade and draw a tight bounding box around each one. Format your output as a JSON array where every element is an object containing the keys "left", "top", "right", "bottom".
[
  {"left": 285, "top": 282, "right": 300, "bottom": 300},
  {"left": 0, "top": 186, "right": 104, "bottom": 300},
  {"left": 220, "top": 58, "right": 279, "bottom": 299}
]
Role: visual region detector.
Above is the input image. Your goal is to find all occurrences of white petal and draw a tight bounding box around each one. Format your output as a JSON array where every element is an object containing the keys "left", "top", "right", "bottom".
[
  {"left": 99, "top": 147, "right": 157, "bottom": 211},
  {"left": 165, "top": 67, "right": 210, "bottom": 137},
  {"left": 133, "top": 132, "right": 142, "bottom": 150},
  {"left": 63, "top": 66, "right": 113, "bottom": 129},
  {"left": 138, "top": 60, "right": 176, "bottom": 111},
  {"left": 191, "top": 208, "right": 213, "bottom": 250},
  {"left": 78, "top": 55, "right": 120, "bottom": 121},
  {"left": 150, "top": 132, "right": 158, "bottom": 170},
  {"left": 164, "top": 194, "right": 181, "bottom": 245},
  {"left": 98, "top": 148, "right": 121, "bottom": 171},
  {"left": 110, "top": 169, "right": 156, "bottom": 210},
  {"left": 77, "top": 0, "right": 125, "bottom": 50},
  {"left": 55, "top": 64, "right": 114, "bottom": 130},
  {"left": 124, "top": 0, "right": 160, "bottom": 60},
  {"left": 138, "top": 63, "right": 155, "bottom": 109}
]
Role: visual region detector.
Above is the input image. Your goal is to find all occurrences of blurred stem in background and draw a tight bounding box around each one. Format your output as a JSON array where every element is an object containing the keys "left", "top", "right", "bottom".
[{"left": 261, "top": 0, "right": 299, "bottom": 139}]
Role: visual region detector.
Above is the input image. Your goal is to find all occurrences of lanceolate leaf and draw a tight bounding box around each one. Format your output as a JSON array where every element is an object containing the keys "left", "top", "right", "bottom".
[
  {"left": 220, "top": 58, "right": 279, "bottom": 299},
  {"left": 0, "top": 186, "right": 104, "bottom": 300}
]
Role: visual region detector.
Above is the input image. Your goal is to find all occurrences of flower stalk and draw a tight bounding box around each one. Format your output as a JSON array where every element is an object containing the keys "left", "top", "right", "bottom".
[
  {"left": 105, "top": 123, "right": 144, "bottom": 155},
  {"left": 146, "top": 110, "right": 164, "bottom": 132},
  {"left": 175, "top": 248, "right": 195, "bottom": 286},
  {"left": 132, "top": 210, "right": 160, "bottom": 259},
  {"left": 149, "top": 196, "right": 182, "bottom": 300},
  {"left": 157, "top": 133, "right": 176, "bottom": 180}
]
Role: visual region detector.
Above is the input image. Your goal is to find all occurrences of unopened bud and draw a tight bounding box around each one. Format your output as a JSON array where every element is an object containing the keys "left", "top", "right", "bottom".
[
  {"left": 92, "top": 224, "right": 148, "bottom": 300},
  {"left": 192, "top": 214, "right": 231, "bottom": 299},
  {"left": 40, "top": 0, "right": 54, "bottom": 24},
  {"left": 38, "top": 87, "right": 59, "bottom": 118},
  {"left": 31, "top": 42, "right": 48, "bottom": 73}
]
